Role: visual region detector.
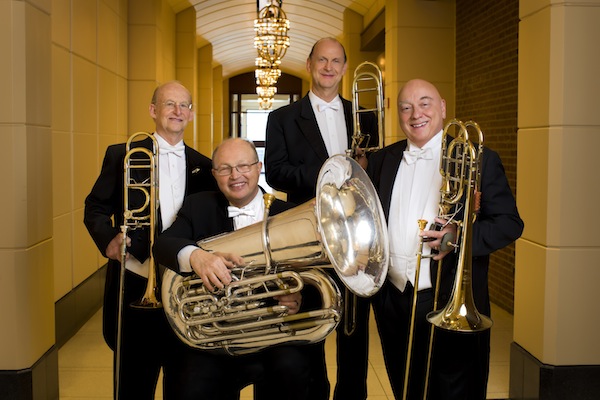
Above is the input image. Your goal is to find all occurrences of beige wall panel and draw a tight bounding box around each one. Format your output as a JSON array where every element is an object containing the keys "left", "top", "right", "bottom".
[
  {"left": 73, "top": 132, "right": 98, "bottom": 212},
  {"left": 117, "top": 76, "right": 128, "bottom": 135},
  {"left": 128, "top": 80, "right": 156, "bottom": 134},
  {"left": 129, "top": 0, "right": 160, "bottom": 25},
  {"left": 72, "top": 56, "right": 98, "bottom": 134},
  {"left": 99, "top": 69, "right": 119, "bottom": 135},
  {"left": 518, "top": 6, "right": 550, "bottom": 128},
  {"left": 9, "top": 4, "right": 27, "bottom": 124},
  {"left": 516, "top": 128, "right": 548, "bottom": 246},
  {"left": 0, "top": 126, "right": 23, "bottom": 247},
  {"left": 557, "top": 5, "right": 600, "bottom": 126},
  {"left": 128, "top": 25, "right": 158, "bottom": 81},
  {"left": 547, "top": 247, "right": 600, "bottom": 365},
  {"left": 52, "top": 131, "right": 72, "bottom": 217},
  {"left": 0, "top": 241, "right": 54, "bottom": 369},
  {"left": 72, "top": 0, "right": 97, "bottom": 63},
  {"left": 52, "top": 0, "right": 70, "bottom": 50},
  {"left": 73, "top": 209, "right": 100, "bottom": 285},
  {"left": 513, "top": 239, "right": 546, "bottom": 362},
  {"left": 118, "top": 13, "right": 128, "bottom": 78},
  {"left": 0, "top": 2, "right": 11, "bottom": 123},
  {"left": 52, "top": 44, "right": 72, "bottom": 133},
  {"left": 98, "top": 0, "right": 119, "bottom": 73},
  {"left": 29, "top": 0, "right": 50, "bottom": 13},
  {"left": 53, "top": 213, "right": 73, "bottom": 301},
  {"left": 25, "top": 4, "right": 52, "bottom": 126},
  {"left": 26, "top": 126, "right": 53, "bottom": 243},
  {"left": 546, "top": 126, "right": 600, "bottom": 247},
  {"left": 396, "top": 0, "right": 454, "bottom": 28}
]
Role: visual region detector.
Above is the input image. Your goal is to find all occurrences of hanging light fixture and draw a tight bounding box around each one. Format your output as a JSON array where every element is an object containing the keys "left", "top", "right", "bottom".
[
  {"left": 253, "top": 0, "right": 289, "bottom": 109},
  {"left": 254, "top": 1, "right": 290, "bottom": 65}
]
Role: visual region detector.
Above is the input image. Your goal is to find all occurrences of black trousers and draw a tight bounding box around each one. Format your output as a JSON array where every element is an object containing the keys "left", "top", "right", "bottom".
[
  {"left": 372, "top": 281, "right": 490, "bottom": 400},
  {"left": 103, "top": 262, "right": 189, "bottom": 399},
  {"left": 306, "top": 276, "right": 372, "bottom": 400}
]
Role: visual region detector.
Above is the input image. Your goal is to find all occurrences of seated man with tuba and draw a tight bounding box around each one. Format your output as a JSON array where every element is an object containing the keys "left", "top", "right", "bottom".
[{"left": 153, "top": 138, "right": 313, "bottom": 400}]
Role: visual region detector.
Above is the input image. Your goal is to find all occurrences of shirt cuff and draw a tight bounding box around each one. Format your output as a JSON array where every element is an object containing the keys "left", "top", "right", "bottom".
[{"left": 177, "top": 245, "right": 198, "bottom": 273}]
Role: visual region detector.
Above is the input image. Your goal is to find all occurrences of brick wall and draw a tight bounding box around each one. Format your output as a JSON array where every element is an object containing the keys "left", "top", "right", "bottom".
[{"left": 455, "top": 0, "right": 520, "bottom": 313}]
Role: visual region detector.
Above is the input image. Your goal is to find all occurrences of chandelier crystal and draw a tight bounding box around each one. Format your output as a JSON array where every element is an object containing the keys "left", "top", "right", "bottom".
[{"left": 253, "top": 1, "right": 289, "bottom": 109}]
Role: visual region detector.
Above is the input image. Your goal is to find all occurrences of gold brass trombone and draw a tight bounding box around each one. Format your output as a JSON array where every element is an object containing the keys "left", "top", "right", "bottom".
[
  {"left": 402, "top": 119, "right": 492, "bottom": 400},
  {"left": 347, "top": 61, "right": 385, "bottom": 158},
  {"left": 115, "top": 132, "right": 161, "bottom": 398}
]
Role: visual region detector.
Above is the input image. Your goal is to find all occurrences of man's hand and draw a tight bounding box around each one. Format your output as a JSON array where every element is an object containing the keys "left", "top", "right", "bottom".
[
  {"left": 273, "top": 291, "right": 302, "bottom": 315},
  {"left": 105, "top": 233, "right": 131, "bottom": 261},
  {"left": 189, "top": 250, "right": 245, "bottom": 292},
  {"left": 421, "top": 217, "right": 457, "bottom": 261},
  {"left": 354, "top": 148, "right": 368, "bottom": 169}
]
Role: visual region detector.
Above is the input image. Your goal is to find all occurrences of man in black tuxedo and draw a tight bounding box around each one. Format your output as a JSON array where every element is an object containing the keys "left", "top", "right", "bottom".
[
  {"left": 153, "top": 138, "right": 311, "bottom": 400},
  {"left": 264, "top": 37, "right": 373, "bottom": 400},
  {"left": 367, "top": 78, "right": 524, "bottom": 400},
  {"left": 84, "top": 80, "right": 216, "bottom": 399}
]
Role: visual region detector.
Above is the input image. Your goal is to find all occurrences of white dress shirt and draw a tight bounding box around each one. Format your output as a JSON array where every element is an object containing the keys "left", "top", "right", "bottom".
[
  {"left": 309, "top": 91, "right": 348, "bottom": 157},
  {"left": 387, "top": 131, "right": 443, "bottom": 292}
]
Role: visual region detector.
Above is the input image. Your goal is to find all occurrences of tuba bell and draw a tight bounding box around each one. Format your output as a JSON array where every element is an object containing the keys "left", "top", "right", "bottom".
[{"left": 161, "top": 155, "right": 389, "bottom": 355}]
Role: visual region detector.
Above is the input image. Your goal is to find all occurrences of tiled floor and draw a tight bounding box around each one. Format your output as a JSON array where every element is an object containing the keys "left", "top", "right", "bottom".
[{"left": 58, "top": 303, "right": 511, "bottom": 399}]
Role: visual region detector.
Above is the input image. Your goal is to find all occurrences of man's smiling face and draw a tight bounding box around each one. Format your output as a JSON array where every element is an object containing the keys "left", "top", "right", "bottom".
[{"left": 397, "top": 79, "right": 447, "bottom": 148}]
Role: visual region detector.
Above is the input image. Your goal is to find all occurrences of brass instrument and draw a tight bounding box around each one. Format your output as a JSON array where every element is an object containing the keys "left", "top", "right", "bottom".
[
  {"left": 115, "top": 132, "right": 161, "bottom": 397},
  {"left": 344, "top": 60, "right": 385, "bottom": 334},
  {"left": 162, "top": 155, "right": 389, "bottom": 355},
  {"left": 346, "top": 61, "right": 384, "bottom": 158},
  {"left": 426, "top": 119, "right": 492, "bottom": 332},
  {"left": 402, "top": 119, "right": 492, "bottom": 400}
]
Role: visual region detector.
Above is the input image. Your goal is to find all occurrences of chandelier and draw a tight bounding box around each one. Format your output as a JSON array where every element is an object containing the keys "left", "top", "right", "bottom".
[{"left": 253, "top": 0, "right": 289, "bottom": 109}]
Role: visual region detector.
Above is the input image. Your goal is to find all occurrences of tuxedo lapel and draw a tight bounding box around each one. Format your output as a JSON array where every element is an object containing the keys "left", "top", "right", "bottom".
[{"left": 296, "top": 96, "right": 329, "bottom": 162}]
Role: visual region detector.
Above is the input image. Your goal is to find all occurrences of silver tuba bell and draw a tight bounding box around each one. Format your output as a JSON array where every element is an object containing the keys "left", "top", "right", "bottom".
[{"left": 161, "top": 155, "right": 389, "bottom": 355}]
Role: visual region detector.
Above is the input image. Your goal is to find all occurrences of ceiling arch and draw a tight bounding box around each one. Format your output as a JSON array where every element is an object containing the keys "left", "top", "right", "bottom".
[{"left": 167, "top": 0, "right": 382, "bottom": 80}]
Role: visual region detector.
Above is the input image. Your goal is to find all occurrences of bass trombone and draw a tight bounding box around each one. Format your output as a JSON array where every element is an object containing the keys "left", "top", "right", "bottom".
[{"left": 403, "top": 119, "right": 492, "bottom": 400}]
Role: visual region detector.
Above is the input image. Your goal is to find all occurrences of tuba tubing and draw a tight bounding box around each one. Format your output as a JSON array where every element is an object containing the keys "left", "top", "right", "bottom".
[{"left": 161, "top": 155, "right": 389, "bottom": 355}]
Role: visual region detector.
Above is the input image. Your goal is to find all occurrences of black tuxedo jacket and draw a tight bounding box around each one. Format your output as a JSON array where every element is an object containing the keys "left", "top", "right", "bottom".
[
  {"left": 84, "top": 136, "right": 216, "bottom": 264},
  {"left": 265, "top": 94, "right": 356, "bottom": 204},
  {"left": 367, "top": 139, "right": 523, "bottom": 313},
  {"left": 153, "top": 190, "right": 294, "bottom": 273}
]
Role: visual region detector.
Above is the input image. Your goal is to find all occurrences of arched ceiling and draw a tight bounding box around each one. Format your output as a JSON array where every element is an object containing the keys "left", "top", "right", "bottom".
[{"left": 166, "top": 0, "right": 382, "bottom": 80}]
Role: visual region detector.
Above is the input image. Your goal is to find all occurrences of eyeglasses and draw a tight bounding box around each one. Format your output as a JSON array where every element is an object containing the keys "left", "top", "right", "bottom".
[
  {"left": 161, "top": 100, "right": 193, "bottom": 111},
  {"left": 213, "top": 161, "right": 259, "bottom": 176}
]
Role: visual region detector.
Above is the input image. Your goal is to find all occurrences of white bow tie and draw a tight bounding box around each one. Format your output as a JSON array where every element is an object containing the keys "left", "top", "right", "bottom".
[
  {"left": 403, "top": 148, "right": 433, "bottom": 164},
  {"left": 159, "top": 145, "right": 185, "bottom": 157},
  {"left": 318, "top": 102, "right": 340, "bottom": 112},
  {"left": 227, "top": 206, "right": 255, "bottom": 218}
]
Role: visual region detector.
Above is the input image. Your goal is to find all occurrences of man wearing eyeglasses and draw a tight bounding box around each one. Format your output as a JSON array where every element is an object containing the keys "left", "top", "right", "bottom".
[
  {"left": 84, "top": 80, "right": 217, "bottom": 399},
  {"left": 153, "top": 138, "right": 312, "bottom": 399}
]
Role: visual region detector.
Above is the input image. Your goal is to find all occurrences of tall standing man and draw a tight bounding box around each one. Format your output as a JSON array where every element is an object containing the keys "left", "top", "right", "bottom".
[
  {"left": 265, "top": 37, "right": 372, "bottom": 400},
  {"left": 367, "top": 78, "right": 524, "bottom": 399},
  {"left": 84, "top": 80, "right": 216, "bottom": 399}
]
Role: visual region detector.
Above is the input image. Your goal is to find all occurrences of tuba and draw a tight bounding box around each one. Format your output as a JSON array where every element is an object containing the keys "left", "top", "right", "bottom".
[
  {"left": 346, "top": 61, "right": 385, "bottom": 158},
  {"left": 162, "top": 155, "right": 389, "bottom": 355}
]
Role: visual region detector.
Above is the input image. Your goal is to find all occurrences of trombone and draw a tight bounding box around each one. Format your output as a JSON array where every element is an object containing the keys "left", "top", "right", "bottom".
[
  {"left": 343, "top": 61, "right": 385, "bottom": 335},
  {"left": 115, "top": 132, "right": 161, "bottom": 398},
  {"left": 402, "top": 119, "right": 492, "bottom": 400}
]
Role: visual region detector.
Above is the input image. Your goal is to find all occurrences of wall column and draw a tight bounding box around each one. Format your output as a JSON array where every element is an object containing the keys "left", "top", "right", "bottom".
[
  {"left": 197, "top": 44, "right": 214, "bottom": 155},
  {"left": 0, "top": 0, "right": 57, "bottom": 398},
  {"left": 512, "top": 0, "right": 600, "bottom": 398},
  {"left": 384, "top": 0, "right": 455, "bottom": 144}
]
